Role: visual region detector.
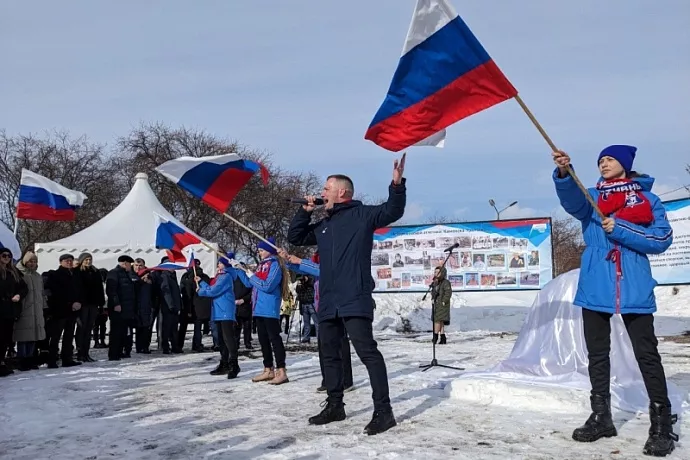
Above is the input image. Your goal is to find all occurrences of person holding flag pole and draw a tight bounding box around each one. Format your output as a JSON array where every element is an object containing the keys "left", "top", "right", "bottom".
[{"left": 366, "top": 0, "right": 677, "bottom": 454}]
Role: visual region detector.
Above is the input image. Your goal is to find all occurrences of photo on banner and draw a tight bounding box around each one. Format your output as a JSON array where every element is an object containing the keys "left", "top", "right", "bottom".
[
  {"left": 650, "top": 197, "right": 690, "bottom": 285},
  {"left": 371, "top": 218, "right": 554, "bottom": 292}
]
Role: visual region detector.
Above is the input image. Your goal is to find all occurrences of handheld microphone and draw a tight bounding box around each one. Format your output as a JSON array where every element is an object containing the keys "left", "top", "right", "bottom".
[
  {"left": 285, "top": 198, "right": 325, "bottom": 206},
  {"left": 443, "top": 242, "right": 460, "bottom": 253}
]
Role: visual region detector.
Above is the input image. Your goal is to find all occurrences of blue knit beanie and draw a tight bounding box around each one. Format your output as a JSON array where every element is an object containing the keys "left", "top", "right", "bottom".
[
  {"left": 219, "top": 251, "right": 235, "bottom": 268},
  {"left": 598, "top": 145, "right": 637, "bottom": 173},
  {"left": 257, "top": 237, "right": 277, "bottom": 255}
]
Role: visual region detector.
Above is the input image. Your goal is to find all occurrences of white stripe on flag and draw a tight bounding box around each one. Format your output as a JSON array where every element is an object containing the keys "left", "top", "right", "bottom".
[
  {"left": 155, "top": 154, "right": 243, "bottom": 183},
  {"left": 20, "top": 169, "right": 87, "bottom": 206},
  {"left": 402, "top": 0, "right": 459, "bottom": 55}
]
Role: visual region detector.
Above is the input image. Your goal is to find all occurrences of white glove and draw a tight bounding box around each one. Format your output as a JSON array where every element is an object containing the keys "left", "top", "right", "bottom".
[{"left": 229, "top": 259, "right": 242, "bottom": 268}]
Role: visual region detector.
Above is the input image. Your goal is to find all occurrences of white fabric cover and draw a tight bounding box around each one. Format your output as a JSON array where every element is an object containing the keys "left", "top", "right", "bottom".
[
  {"left": 34, "top": 173, "right": 218, "bottom": 276},
  {"left": 447, "top": 269, "right": 688, "bottom": 414}
]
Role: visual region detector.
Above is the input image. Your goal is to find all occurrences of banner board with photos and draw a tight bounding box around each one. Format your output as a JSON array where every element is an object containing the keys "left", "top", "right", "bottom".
[
  {"left": 371, "top": 218, "right": 553, "bottom": 292},
  {"left": 650, "top": 197, "right": 690, "bottom": 285}
]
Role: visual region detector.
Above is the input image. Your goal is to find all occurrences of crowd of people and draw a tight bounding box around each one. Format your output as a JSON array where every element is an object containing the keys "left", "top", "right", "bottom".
[{"left": 1, "top": 147, "right": 681, "bottom": 453}]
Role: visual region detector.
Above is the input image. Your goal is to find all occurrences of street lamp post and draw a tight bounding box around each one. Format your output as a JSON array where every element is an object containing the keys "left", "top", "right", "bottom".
[{"left": 488, "top": 199, "right": 518, "bottom": 220}]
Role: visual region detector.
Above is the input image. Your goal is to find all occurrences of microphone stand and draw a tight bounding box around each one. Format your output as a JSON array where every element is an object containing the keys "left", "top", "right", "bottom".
[{"left": 419, "top": 247, "right": 464, "bottom": 372}]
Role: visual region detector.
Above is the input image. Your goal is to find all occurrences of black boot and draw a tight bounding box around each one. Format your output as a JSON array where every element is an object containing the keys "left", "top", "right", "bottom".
[
  {"left": 17, "top": 358, "right": 32, "bottom": 371},
  {"left": 642, "top": 402, "right": 678, "bottom": 457},
  {"left": 61, "top": 358, "right": 82, "bottom": 367},
  {"left": 308, "top": 400, "right": 346, "bottom": 425},
  {"left": 0, "top": 364, "right": 13, "bottom": 377},
  {"left": 210, "top": 360, "right": 229, "bottom": 375},
  {"left": 572, "top": 394, "right": 617, "bottom": 442},
  {"left": 432, "top": 333, "right": 438, "bottom": 344},
  {"left": 227, "top": 360, "right": 240, "bottom": 379},
  {"left": 364, "top": 408, "right": 397, "bottom": 435},
  {"left": 439, "top": 334, "right": 447, "bottom": 344}
]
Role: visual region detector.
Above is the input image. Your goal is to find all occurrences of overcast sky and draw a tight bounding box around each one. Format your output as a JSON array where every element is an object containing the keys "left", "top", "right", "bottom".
[{"left": 2, "top": 0, "right": 689, "bottom": 223}]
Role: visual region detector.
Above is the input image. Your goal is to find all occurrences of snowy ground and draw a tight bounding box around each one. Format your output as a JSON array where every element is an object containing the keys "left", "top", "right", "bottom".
[{"left": 1, "top": 286, "right": 689, "bottom": 460}]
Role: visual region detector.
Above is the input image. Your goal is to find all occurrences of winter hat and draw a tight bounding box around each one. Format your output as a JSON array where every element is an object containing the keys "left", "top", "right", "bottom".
[
  {"left": 59, "top": 254, "right": 74, "bottom": 262},
  {"left": 118, "top": 255, "right": 134, "bottom": 263},
  {"left": 78, "top": 252, "right": 92, "bottom": 265},
  {"left": 219, "top": 252, "right": 235, "bottom": 268},
  {"left": 22, "top": 251, "right": 37, "bottom": 265},
  {"left": 598, "top": 145, "right": 637, "bottom": 173},
  {"left": 257, "top": 237, "right": 277, "bottom": 255},
  {"left": 160, "top": 256, "right": 170, "bottom": 264},
  {"left": 0, "top": 247, "right": 12, "bottom": 258}
]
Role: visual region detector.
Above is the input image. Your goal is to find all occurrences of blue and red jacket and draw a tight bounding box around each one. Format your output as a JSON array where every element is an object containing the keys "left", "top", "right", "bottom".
[
  {"left": 197, "top": 269, "right": 238, "bottom": 322},
  {"left": 238, "top": 255, "right": 282, "bottom": 319},
  {"left": 553, "top": 169, "right": 673, "bottom": 314}
]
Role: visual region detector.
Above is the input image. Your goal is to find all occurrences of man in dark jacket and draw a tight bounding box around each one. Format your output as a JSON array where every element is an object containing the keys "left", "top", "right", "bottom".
[
  {"left": 287, "top": 153, "right": 406, "bottom": 435},
  {"left": 181, "top": 259, "right": 212, "bottom": 352},
  {"left": 233, "top": 269, "right": 253, "bottom": 350},
  {"left": 106, "top": 255, "right": 139, "bottom": 360},
  {"left": 151, "top": 256, "right": 183, "bottom": 354},
  {"left": 133, "top": 259, "right": 155, "bottom": 354},
  {"left": 45, "top": 254, "right": 84, "bottom": 368}
]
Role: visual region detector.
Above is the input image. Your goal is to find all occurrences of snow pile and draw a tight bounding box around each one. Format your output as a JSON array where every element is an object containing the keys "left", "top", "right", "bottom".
[
  {"left": 369, "top": 282, "right": 690, "bottom": 336},
  {"left": 372, "top": 291, "right": 537, "bottom": 333},
  {"left": 444, "top": 270, "right": 690, "bottom": 415}
]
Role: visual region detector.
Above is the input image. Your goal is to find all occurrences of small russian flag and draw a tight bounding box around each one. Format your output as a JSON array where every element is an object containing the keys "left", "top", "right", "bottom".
[{"left": 154, "top": 213, "right": 202, "bottom": 263}]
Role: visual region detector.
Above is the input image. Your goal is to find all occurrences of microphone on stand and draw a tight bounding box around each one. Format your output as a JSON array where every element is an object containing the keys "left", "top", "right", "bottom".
[
  {"left": 284, "top": 198, "right": 325, "bottom": 206},
  {"left": 443, "top": 242, "right": 460, "bottom": 253}
]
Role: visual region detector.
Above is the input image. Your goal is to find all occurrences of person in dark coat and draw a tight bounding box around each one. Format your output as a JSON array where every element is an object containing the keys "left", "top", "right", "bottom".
[
  {"left": 287, "top": 154, "right": 406, "bottom": 435},
  {"left": 151, "top": 256, "right": 182, "bottom": 354},
  {"left": 233, "top": 265, "right": 253, "bottom": 350},
  {"left": 105, "top": 255, "right": 139, "bottom": 361},
  {"left": 181, "top": 259, "right": 212, "bottom": 352},
  {"left": 45, "top": 254, "right": 84, "bottom": 368},
  {"left": 133, "top": 259, "right": 155, "bottom": 354},
  {"left": 92, "top": 268, "right": 109, "bottom": 348},
  {"left": 76, "top": 253, "right": 106, "bottom": 362},
  {"left": 431, "top": 266, "right": 452, "bottom": 345},
  {"left": 0, "top": 247, "right": 28, "bottom": 377}
]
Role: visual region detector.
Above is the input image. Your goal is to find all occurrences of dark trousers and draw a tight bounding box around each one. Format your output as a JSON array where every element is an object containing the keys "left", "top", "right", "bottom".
[
  {"left": 160, "top": 308, "right": 179, "bottom": 352},
  {"left": 177, "top": 314, "right": 191, "bottom": 349},
  {"left": 318, "top": 330, "right": 352, "bottom": 388},
  {"left": 217, "top": 320, "right": 238, "bottom": 363},
  {"left": 256, "top": 317, "right": 286, "bottom": 369},
  {"left": 108, "top": 313, "right": 127, "bottom": 359},
  {"left": 235, "top": 317, "right": 252, "bottom": 348},
  {"left": 78, "top": 305, "right": 98, "bottom": 357},
  {"left": 48, "top": 316, "right": 77, "bottom": 362},
  {"left": 583, "top": 308, "right": 670, "bottom": 406},
  {"left": 93, "top": 312, "right": 107, "bottom": 344},
  {"left": 280, "top": 314, "right": 291, "bottom": 335},
  {"left": 0, "top": 318, "right": 14, "bottom": 362},
  {"left": 321, "top": 316, "right": 391, "bottom": 411},
  {"left": 136, "top": 327, "right": 151, "bottom": 352}
]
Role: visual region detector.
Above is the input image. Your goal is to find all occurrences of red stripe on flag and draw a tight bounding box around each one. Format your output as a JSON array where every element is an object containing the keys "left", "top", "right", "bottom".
[
  {"left": 201, "top": 168, "right": 254, "bottom": 213},
  {"left": 365, "top": 60, "right": 517, "bottom": 152},
  {"left": 16, "top": 202, "right": 76, "bottom": 221}
]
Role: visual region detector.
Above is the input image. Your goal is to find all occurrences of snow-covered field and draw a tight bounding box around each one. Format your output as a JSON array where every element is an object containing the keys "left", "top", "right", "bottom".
[{"left": 1, "top": 284, "right": 689, "bottom": 460}]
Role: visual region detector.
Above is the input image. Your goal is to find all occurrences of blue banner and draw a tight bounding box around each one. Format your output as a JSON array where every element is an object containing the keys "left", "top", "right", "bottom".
[
  {"left": 651, "top": 198, "right": 690, "bottom": 285},
  {"left": 372, "top": 218, "right": 553, "bottom": 292}
]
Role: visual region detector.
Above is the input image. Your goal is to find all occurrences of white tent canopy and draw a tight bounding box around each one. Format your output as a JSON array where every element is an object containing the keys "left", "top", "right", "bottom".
[{"left": 34, "top": 172, "right": 218, "bottom": 275}]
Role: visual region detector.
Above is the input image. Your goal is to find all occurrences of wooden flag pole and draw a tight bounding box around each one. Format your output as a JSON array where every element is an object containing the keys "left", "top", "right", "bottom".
[
  {"left": 513, "top": 94, "right": 605, "bottom": 219},
  {"left": 192, "top": 261, "right": 199, "bottom": 289},
  {"left": 222, "top": 213, "right": 280, "bottom": 250},
  {"left": 197, "top": 239, "right": 228, "bottom": 259}
]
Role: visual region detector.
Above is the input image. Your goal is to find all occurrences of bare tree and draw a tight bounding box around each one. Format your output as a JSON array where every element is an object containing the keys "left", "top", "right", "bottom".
[
  {"left": 0, "top": 130, "right": 122, "bottom": 253},
  {"left": 115, "top": 123, "right": 322, "bottom": 262},
  {"left": 551, "top": 216, "right": 585, "bottom": 276}
]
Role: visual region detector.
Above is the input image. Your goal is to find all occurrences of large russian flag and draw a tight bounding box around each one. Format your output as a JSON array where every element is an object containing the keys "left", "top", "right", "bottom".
[
  {"left": 154, "top": 213, "right": 203, "bottom": 262},
  {"left": 17, "top": 169, "right": 87, "bottom": 221},
  {"left": 365, "top": 0, "right": 518, "bottom": 152},
  {"left": 155, "top": 154, "right": 269, "bottom": 213}
]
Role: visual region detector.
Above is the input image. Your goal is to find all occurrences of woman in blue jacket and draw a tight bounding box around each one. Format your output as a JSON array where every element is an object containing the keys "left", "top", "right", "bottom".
[
  {"left": 553, "top": 145, "right": 676, "bottom": 457},
  {"left": 197, "top": 253, "right": 241, "bottom": 379},
  {"left": 237, "top": 238, "right": 290, "bottom": 385}
]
